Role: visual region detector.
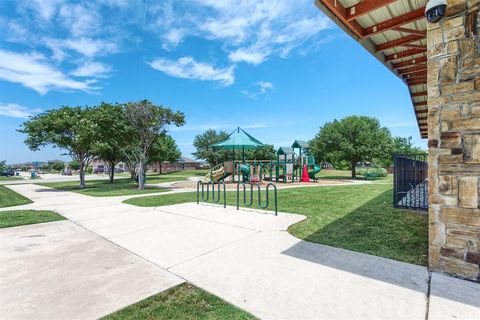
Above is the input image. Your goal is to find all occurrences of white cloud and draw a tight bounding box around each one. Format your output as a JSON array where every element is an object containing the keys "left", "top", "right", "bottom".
[
  {"left": 0, "top": 103, "right": 41, "bottom": 119},
  {"left": 0, "top": 50, "right": 96, "bottom": 94},
  {"left": 242, "top": 81, "right": 274, "bottom": 99},
  {"left": 151, "top": 0, "right": 332, "bottom": 64},
  {"left": 58, "top": 3, "right": 101, "bottom": 37},
  {"left": 27, "top": 0, "right": 64, "bottom": 21},
  {"left": 149, "top": 56, "right": 235, "bottom": 86},
  {"left": 71, "top": 61, "right": 111, "bottom": 78},
  {"left": 228, "top": 48, "right": 267, "bottom": 65},
  {"left": 162, "top": 28, "right": 185, "bottom": 50}
]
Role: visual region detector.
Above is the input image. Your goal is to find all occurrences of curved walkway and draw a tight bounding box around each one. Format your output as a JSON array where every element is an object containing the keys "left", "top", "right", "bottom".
[{"left": 1, "top": 183, "right": 478, "bottom": 319}]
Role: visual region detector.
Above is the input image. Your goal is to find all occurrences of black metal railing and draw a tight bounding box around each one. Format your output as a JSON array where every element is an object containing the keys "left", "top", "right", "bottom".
[
  {"left": 197, "top": 180, "right": 226, "bottom": 208},
  {"left": 393, "top": 153, "right": 428, "bottom": 211},
  {"left": 236, "top": 182, "right": 278, "bottom": 215}
]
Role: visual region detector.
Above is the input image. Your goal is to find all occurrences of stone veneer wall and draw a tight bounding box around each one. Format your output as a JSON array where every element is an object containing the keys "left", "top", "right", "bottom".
[{"left": 427, "top": 0, "right": 480, "bottom": 282}]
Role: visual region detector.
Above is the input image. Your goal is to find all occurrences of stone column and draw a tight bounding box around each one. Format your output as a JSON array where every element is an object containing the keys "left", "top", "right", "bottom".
[{"left": 427, "top": 0, "right": 480, "bottom": 282}]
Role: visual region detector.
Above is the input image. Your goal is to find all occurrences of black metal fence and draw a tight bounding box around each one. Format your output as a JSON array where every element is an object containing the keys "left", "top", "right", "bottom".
[{"left": 393, "top": 153, "right": 428, "bottom": 211}]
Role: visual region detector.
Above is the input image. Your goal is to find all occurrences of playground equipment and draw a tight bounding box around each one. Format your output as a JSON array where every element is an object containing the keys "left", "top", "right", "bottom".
[
  {"left": 204, "top": 127, "right": 321, "bottom": 184},
  {"left": 203, "top": 163, "right": 231, "bottom": 182}
]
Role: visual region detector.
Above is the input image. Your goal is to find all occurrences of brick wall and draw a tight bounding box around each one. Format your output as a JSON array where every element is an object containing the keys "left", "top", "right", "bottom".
[{"left": 427, "top": 0, "right": 480, "bottom": 282}]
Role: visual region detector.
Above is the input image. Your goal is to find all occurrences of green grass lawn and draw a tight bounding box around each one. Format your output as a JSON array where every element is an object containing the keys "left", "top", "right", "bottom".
[
  {"left": 124, "top": 182, "right": 428, "bottom": 266},
  {"left": 102, "top": 283, "right": 255, "bottom": 320},
  {"left": 38, "top": 178, "right": 179, "bottom": 197},
  {"left": 0, "top": 210, "right": 65, "bottom": 228},
  {"left": 0, "top": 176, "right": 23, "bottom": 181},
  {"left": 0, "top": 185, "right": 33, "bottom": 208}
]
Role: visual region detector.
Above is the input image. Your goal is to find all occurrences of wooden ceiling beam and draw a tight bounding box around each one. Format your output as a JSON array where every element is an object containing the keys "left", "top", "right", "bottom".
[
  {"left": 317, "top": 0, "right": 365, "bottom": 38},
  {"left": 411, "top": 91, "right": 428, "bottom": 97},
  {"left": 397, "top": 65, "right": 427, "bottom": 74},
  {"left": 401, "top": 43, "right": 426, "bottom": 50},
  {"left": 393, "top": 56, "right": 427, "bottom": 68},
  {"left": 403, "top": 70, "right": 427, "bottom": 79},
  {"left": 407, "top": 80, "right": 427, "bottom": 86},
  {"left": 364, "top": 7, "right": 425, "bottom": 37},
  {"left": 407, "top": 76, "right": 427, "bottom": 83},
  {"left": 414, "top": 101, "right": 428, "bottom": 107},
  {"left": 416, "top": 109, "right": 428, "bottom": 114},
  {"left": 377, "top": 34, "right": 425, "bottom": 51},
  {"left": 345, "top": 0, "right": 397, "bottom": 21},
  {"left": 384, "top": 48, "right": 426, "bottom": 62},
  {"left": 393, "top": 27, "right": 427, "bottom": 36}
]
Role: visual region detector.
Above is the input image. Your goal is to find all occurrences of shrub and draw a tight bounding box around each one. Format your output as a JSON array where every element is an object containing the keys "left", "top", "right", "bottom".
[
  {"left": 358, "top": 167, "right": 387, "bottom": 179},
  {"left": 86, "top": 166, "right": 93, "bottom": 174}
]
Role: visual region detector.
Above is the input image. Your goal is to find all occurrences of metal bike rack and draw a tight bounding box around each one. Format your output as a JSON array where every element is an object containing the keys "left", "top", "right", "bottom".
[
  {"left": 236, "top": 182, "right": 278, "bottom": 215},
  {"left": 196, "top": 180, "right": 226, "bottom": 208}
]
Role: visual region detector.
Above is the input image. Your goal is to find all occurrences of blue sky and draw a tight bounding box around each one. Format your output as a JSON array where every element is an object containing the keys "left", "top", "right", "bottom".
[{"left": 0, "top": 0, "right": 425, "bottom": 164}]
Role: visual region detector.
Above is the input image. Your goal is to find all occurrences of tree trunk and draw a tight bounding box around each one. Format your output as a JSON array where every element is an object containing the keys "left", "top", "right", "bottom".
[
  {"left": 109, "top": 165, "right": 115, "bottom": 183},
  {"left": 158, "top": 161, "right": 162, "bottom": 174},
  {"left": 138, "top": 157, "right": 145, "bottom": 190},
  {"left": 79, "top": 161, "right": 86, "bottom": 189},
  {"left": 351, "top": 161, "right": 356, "bottom": 179}
]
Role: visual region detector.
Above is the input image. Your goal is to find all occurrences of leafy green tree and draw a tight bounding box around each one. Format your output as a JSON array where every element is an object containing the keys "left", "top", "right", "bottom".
[
  {"left": 193, "top": 129, "right": 230, "bottom": 166},
  {"left": 50, "top": 161, "right": 65, "bottom": 172},
  {"left": 123, "top": 100, "right": 185, "bottom": 190},
  {"left": 148, "top": 134, "right": 181, "bottom": 174},
  {"left": 376, "top": 136, "right": 426, "bottom": 167},
  {"left": 310, "top": 116, "right": 393, "bottom": 178},
  {"left": 69, "top": 160, "right": 80, "bottom": 171},
  {"left": 0, "top": 160, "right": 6, "bottom": 172},
  {"left": 245, "top": 144, "right": 276, "bottom": 161},
  {"left": 91, "top": 103, "right": 132, "bottom": 183},
  {"left": 19, "top": 106, "right": 100, "bottom": 188}
]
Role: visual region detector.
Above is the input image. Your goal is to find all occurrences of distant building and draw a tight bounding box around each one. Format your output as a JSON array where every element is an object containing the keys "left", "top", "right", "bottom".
[
  {"left": 90, "top": 159, "right": 127, "bottom": 173},
  {"left": 149, "top": 156, "right": 201, "bottom": 173}
]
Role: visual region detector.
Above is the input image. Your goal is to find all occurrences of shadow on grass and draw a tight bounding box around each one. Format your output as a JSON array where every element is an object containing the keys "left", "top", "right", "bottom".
[{"left": 281, "top": 190, "right": 433, "bottom": 296}]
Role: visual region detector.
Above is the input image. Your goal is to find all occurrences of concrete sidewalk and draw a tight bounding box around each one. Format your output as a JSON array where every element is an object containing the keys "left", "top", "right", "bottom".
[
  {"left": 0, "top": 220, "right": 183, "bottom": 320},
  {"left": 1, "top": 183, "right": 479, "bottom": 320}
]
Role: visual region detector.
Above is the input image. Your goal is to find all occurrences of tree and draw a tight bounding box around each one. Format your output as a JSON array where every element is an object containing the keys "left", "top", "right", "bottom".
[
  {"left": 91, "top": 103, "right": 132, "bottom": 183},
  {"left": 69, "top": 160, "right": 80, "bottom": 171},
  {"left": 0, "top": 160, "right": 6, "bottom": 172},
  {"left": 50, "top": 161, "right": 65, "bottom": 172},
  {"left": 19, "top": 106, "right": 100, "bottom": 188},
  {"left": 245, "top": 144, "right": 276, "bottom": 161},
  {"left": 310, "top": 116, "right": 393, "bottom": 178},
  {"left": 376, "top": 136, "right": 426, "bottom": 167},
  {"left": 123, "top": 100, "right": 185, "bottom": 190},
  {"left": 148, "top": 134, "right": 181, "bottom": 174},
  {"left": 193, "top": 129, "right": 230, "bottom": 166}
]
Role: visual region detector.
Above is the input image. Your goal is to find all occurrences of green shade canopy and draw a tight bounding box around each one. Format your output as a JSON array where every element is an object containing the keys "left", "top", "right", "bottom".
[
  {"left": 291, "top": 140, "right": 309, "bottom": 149},
  {"left": 212, "top": 127, "right": 265, "bottom": 150},
  {"left": 277, "top": 147, "right": 295, "bottom": 155}
]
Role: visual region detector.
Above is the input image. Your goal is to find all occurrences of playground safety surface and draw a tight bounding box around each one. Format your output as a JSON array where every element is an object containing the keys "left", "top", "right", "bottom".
[{"left": 170, "top": 178, "right": 353, "bottom": 190}]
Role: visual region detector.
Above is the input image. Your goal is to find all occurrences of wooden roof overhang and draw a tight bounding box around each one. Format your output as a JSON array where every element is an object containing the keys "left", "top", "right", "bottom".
[{"left": 314, "top": 0, "right": 428, "bottom": 138}]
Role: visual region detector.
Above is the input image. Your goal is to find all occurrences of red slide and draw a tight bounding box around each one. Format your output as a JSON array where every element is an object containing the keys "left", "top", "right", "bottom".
[{"left": 301, "top": 164, "right": 310, "bottom": 182}]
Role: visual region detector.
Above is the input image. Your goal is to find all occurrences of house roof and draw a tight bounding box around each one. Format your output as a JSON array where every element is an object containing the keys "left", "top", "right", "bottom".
[
  {"left": 314, "top": 0, "right": 428, "bottom": 138},
  {"left": 177, "top": 156, "right": 199, "bottom": 163}
]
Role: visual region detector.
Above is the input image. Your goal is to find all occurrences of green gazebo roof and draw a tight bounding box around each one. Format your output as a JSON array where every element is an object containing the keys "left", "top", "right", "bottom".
[
  {"left": 291, "top": 140, "right": 309, "bottom": 148},
  {"left": 212, "top": 127, "right": 265, "bottom": 150}
]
